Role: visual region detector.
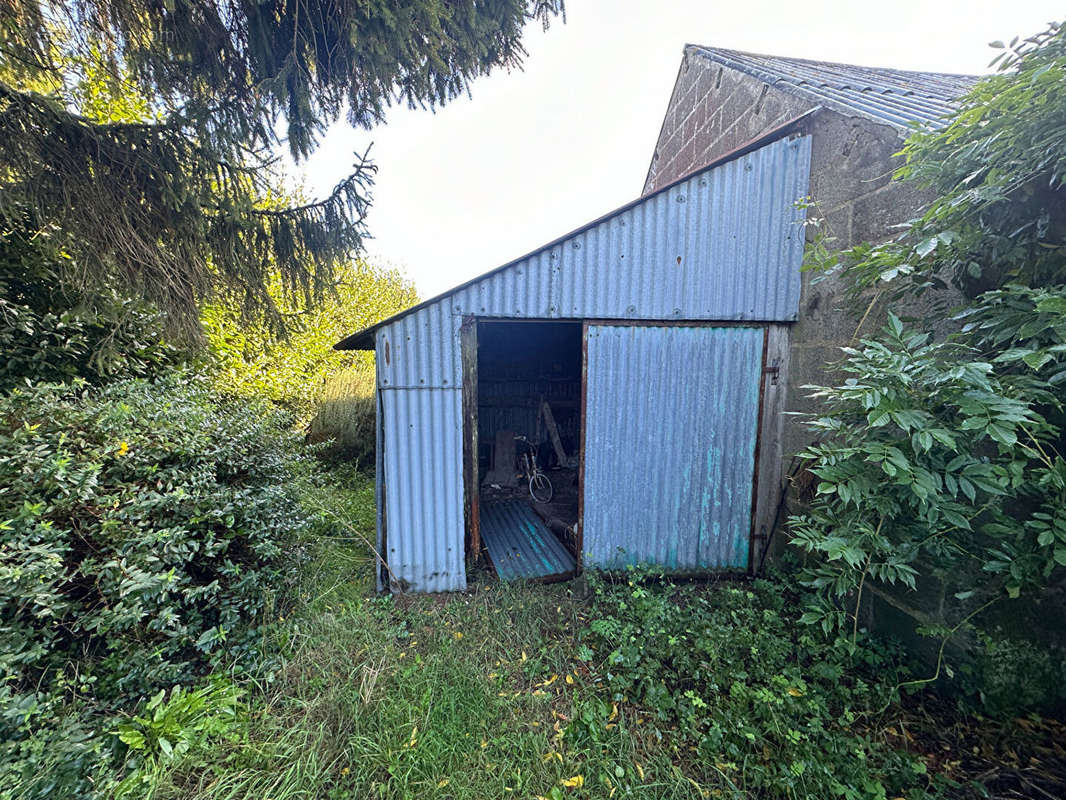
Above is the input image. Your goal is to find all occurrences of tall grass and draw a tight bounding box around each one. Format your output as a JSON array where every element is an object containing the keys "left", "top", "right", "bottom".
[{"left": 307, "top": 368, "right": 376, "bottom": 467}]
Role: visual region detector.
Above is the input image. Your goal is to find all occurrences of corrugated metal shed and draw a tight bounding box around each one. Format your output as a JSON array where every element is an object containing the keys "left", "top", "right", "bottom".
[
  {"left": 690, "top": 46, "right": 976, "bottom": 130},
  {"left": 347, "top": 132, "right": 812, "bottom": 592}
]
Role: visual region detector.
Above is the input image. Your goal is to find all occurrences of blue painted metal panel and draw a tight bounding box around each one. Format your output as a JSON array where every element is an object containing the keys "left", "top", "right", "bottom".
[
  {"left": 582, "top": 325, "right": 764, "bottom": 570},
  {"left": 378, "top": 303, "right": 462, "bottom": 390},
  {"left": 380, "top": 383, "right": 466, "bottom": 593},
  {"left": 480, "top": 501, "right": 576, "bottom": 581},
  {"left": 344, "top": 134, "right": 810, "bottom": 355}
]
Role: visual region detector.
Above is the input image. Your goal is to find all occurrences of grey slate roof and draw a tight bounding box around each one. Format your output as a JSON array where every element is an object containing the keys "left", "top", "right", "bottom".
[{"left": 689, "top": 46, "right": 978, "bottom": 130}]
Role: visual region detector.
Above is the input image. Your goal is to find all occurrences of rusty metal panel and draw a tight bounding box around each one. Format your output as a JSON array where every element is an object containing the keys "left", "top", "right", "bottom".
[
  {"left": 442, "top": 135, "right": 810, "bottom": 323},
  {"left": 380, "top": 378, "right": 466, "bottom": 593},
  {"left": 582, "top": 325, "right": 764, "bottom": 570}
]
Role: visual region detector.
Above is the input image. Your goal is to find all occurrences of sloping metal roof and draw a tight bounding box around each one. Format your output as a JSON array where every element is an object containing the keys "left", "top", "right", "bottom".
[
  {"left": 335, "top": 113, "right": 817, "bottom": 351},
  {"left": 690, "top": 46, "right": 977, "bottom": 130}
]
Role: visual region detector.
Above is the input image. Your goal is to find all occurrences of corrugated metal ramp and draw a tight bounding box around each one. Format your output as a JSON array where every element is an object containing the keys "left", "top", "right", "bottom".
[{"left": 481, "top": 501, "right": 575, "bottom": 581}]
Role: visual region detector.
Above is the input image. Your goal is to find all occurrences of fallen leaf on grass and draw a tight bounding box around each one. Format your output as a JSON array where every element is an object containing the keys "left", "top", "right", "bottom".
[{"left": 560, "top": 775, "right": 584, "bottom": 789}]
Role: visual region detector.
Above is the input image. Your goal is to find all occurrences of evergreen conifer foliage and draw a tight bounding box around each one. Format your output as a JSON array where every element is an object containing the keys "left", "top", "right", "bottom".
[{"left": 0, "top": 1, "right": 564, "bottom": 332}]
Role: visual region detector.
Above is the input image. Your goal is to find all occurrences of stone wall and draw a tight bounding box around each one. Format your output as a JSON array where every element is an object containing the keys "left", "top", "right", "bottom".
[{"left": 644, "top": 46, "right": 933, "bottom": 460}]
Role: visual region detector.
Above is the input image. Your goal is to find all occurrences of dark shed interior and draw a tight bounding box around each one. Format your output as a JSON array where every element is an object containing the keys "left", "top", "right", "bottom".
[{"left": 475, "top": 320, "right": 582, "bottom": 580}]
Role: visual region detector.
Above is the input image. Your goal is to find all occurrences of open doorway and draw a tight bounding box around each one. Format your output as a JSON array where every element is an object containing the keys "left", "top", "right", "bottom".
[{"left": 474, "top": 320, "right": 582, "bottom": 581}]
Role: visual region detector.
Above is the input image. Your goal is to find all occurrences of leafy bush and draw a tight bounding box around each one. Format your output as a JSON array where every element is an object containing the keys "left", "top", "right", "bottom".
[
  {"left": 580, "top": 572, "right": 937, "bottom": 800},
  {"left": 791, "top": 313, "right": 1062, "bottom": 623},
  {"left": 115, "top": 680, "right": 243, "bottom": 799},
  {"left": 792, "top": 22, "right": 1066, "bottom": 704},
  {"left": 964, "top": 630, "right": 1066, "bottom": 716},
  {"left": 0, "top": 375, "right": 315, "bottom": 797}
]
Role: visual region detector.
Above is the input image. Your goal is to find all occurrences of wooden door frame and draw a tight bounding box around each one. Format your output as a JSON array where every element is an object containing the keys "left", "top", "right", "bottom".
[{"left": 460, "top": 317, "right": 480, "bottom": 561}]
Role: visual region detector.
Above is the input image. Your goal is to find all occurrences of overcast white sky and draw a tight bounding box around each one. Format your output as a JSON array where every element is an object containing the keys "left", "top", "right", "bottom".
[{"left": 292, "top": 0, "right": 1064, "bottom": 299}]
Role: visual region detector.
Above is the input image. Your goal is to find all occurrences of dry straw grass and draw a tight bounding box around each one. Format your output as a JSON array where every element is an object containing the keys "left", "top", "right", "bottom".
[{"left": 307, "top": 367, "right": 376, "bottom": 466}]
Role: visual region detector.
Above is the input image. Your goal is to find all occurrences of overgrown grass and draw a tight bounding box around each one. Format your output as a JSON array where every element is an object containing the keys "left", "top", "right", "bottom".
[
  {"left": 121, "top": 470, "right": 1066, "bottom": 800},
  {"left": 136, "top": 473, "right": 708, "bottom": 799}
]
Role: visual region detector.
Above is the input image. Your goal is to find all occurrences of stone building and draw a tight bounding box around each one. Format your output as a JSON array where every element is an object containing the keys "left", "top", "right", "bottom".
[{"left": 644, "top": 47, "right": 976, "bottom": 459}]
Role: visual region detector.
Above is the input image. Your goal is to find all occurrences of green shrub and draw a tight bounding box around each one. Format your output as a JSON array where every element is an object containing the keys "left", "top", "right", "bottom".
[
  {"left": 580, "top": 572, "right": 938, "bottom": 800},
  {"left": 0, "top": 375, "right": 315, "bottom": 797},
  {"left": 963, "top": 631, "right": 1066, "bottom": 716},
  {"left": 115, "top": 680, "right": 243, "bottom": 799}
]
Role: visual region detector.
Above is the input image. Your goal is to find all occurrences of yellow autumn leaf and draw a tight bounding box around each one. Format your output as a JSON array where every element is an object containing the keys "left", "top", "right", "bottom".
[
  {"left": 786, "top": 687, "right": 803, "bottom": 697},
  {"left": 521, "top": 651, "right": 528, "bottom": 662},
  {"left": 116, "top": 441, "right": 129, "bottom": 457},
  {"left": 608, "top": 703, "right": 618, "bottom": 722},
  {"left": 480, "top": 738, "right": 488, "bottom": 748},
  {"left": 560, "top": 775, "right": 584, "bottom": 789},
  {"left": 437, "top": 779, "right": 449, "bottom": 788},
  {"left": 565, "top": 674, "right": 575, "bottom": 685},
  {"left": 543, "top": 674, "right": 558, "bottom": 686},
  {"left": 454, "top": 631, "right": 463, "bottom": 640},
  {"left": 635, "top": 762, "right": 645, "bottom": 781}
]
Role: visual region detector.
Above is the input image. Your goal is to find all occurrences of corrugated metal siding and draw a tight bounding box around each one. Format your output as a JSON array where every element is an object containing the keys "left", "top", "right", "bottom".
[
  {"left": 582, "top": 325, "right": 764, "bottom": 570},
  {"left": 443, "top": 136, "right": 809, "bottom": 322},
  {"left": 378, "top": 303, "right": 462, "bottom": 389},
  {"left": 380, "top": 381, "right": 466, "bottom": 592},
  {"left": 480, "top": 501, "right": 576, "bottom": 581}
]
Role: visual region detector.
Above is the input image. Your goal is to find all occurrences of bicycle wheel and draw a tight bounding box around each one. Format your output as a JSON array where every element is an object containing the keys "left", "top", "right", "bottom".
[{"left": 529, "top": 471, "right": 553, "bottom": 503}]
